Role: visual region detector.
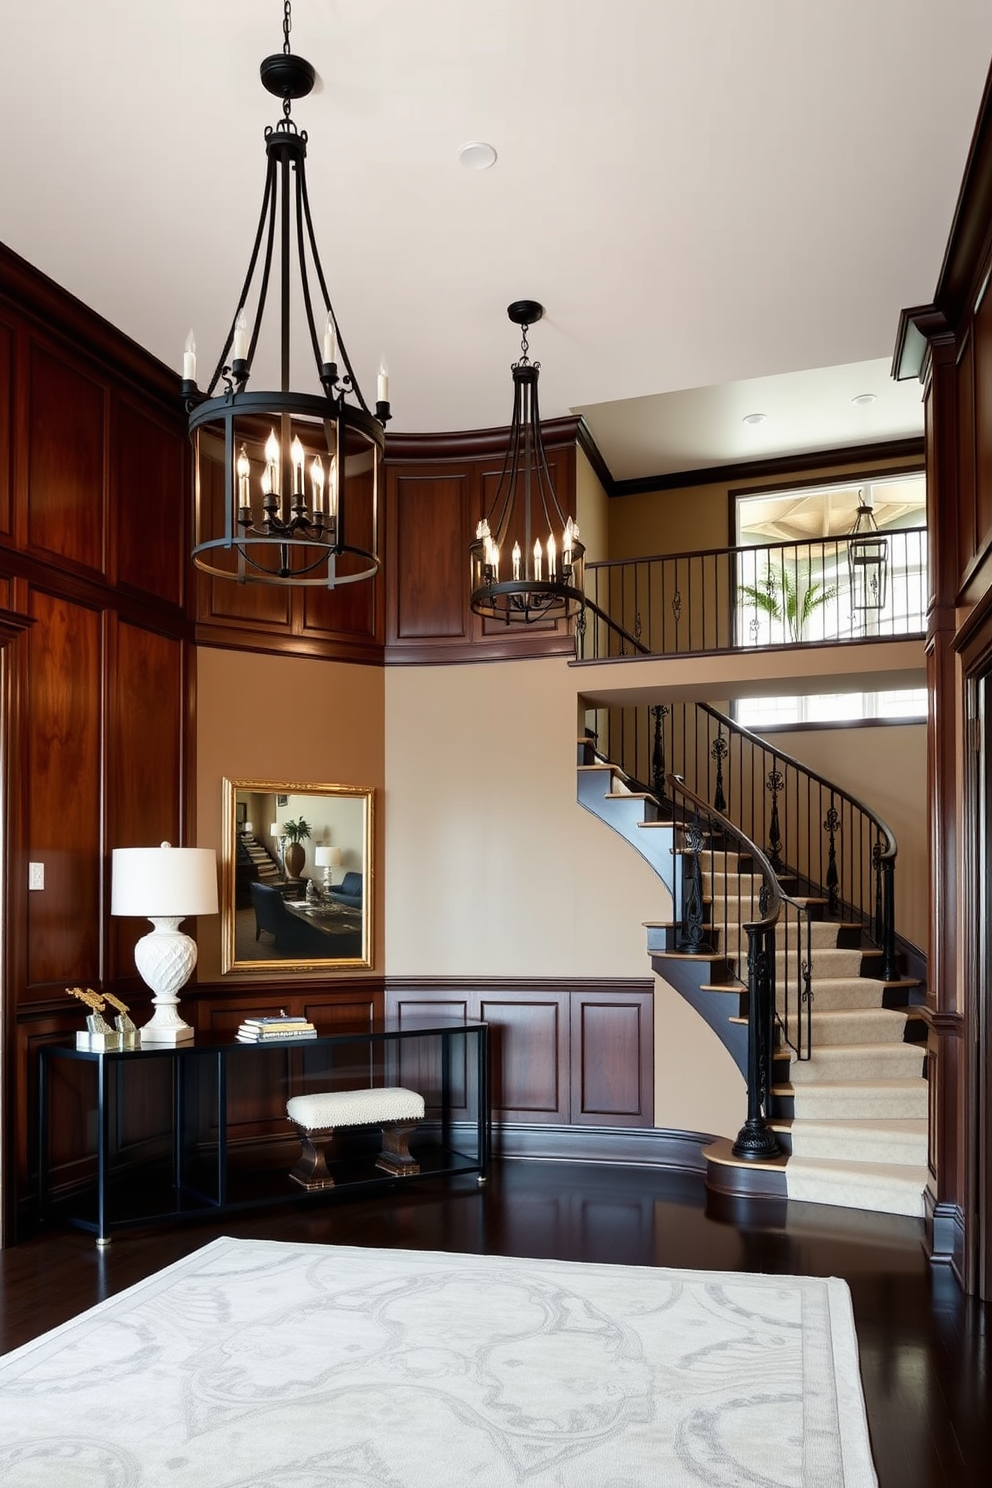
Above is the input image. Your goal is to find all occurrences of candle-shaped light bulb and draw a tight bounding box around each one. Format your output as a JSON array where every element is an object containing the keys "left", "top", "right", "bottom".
[
  {"left": 260, "top": 467, "right": 272, "bottom": 498},
  {"left": 183, "top": 328, "right": 196, "bottom": 382},
  {"left": 476, "top": 517, "right": 491, "bottom": 542},
  {"left": 237, "top": 444, "right": 251, "bottom": 505},
  {"left": 492, "top": 543, "right": 500, "bottom": 580},
  {"left": 533, "top": 539, "right": 542, "bottom": 582},
  {"left": 264, "top": 429, "right": 280, "bottom": 495},
  {"left": 563, "top": 515, "right": 575, "bottom": 566},
  {"left": 291, "top": 436, "right": 305, "bottom": 495},
  {"left": 233, "top": 308, "right": 250, "bottom": 363},
  {"left": 323, "top": 313, "right": 336, "bottom": 365},
  {"left": 512, "top": 542, "right": 521, "bottom": 581},
  {"left": 310, "top": 455, "right": 325, "bottom": 511},
  {"left": 377, "top": 358, "right": 389, "bottom": 403},
  {"left": 328, "top": 455, "right": 338, "bottom": 519},
  {"left": 547, "top": 532, "right": 557, "bottom": 578}
]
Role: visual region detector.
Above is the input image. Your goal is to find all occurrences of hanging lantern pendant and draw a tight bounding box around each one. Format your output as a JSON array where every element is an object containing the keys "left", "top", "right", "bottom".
[
  {"left": 470, "top": 301, "right": 585, "bottom": 624},
  {"left": 186, "top": 0, "right": 389, "bottom": 588}
]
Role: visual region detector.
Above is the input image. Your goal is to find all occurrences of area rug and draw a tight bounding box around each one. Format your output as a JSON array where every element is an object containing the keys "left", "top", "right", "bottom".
[{"left": 0, "top": 1237, "right": 876, "bottom": 1487}]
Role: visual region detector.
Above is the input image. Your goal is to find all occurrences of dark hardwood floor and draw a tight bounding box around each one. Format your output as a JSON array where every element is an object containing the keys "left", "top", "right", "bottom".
[{"left": 1, "top": 1160, "right": 988, "bottom": 1487}]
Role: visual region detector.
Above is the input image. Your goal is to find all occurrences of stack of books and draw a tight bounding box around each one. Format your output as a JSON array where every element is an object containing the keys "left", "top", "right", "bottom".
[{"left": 236, "top": 1014, "right": 318, "bottom": 1043}]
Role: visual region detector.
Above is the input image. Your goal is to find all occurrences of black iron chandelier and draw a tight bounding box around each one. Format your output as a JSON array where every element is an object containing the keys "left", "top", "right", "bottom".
[
  {"left": 470, "top": 302, "right": 585, "bottom": 624},
  {"left": 847, "top": 490, "right": 888, "bottom": 611},
  {"left": 184, "top": 1, "right": 389, "bottom": 588}
]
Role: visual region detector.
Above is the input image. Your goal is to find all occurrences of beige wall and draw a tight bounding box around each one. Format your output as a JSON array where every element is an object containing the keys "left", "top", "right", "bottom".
[
  {"left": 384, "top": 655, "right": 745, "bottom": 1136},
  {"left": 194, "top": 646, "right": 386, "bottom": 979},
  {"left": 763, "top": 721, "right": 928, "bottom": 950},
  {"left": 575, "top": 445, "right": 609, "bottom": 564}
]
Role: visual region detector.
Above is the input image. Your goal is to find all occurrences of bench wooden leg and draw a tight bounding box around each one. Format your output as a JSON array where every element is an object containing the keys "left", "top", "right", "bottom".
[
  {"left": 376, "top": 1119, "right": 421, "bottom": 1177},
  {"left": 289, "top": 1122, "right": 336, "bottom": 1191}
]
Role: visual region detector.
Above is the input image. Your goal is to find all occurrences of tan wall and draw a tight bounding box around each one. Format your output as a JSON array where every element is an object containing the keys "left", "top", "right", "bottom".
[
  {"left": 763, "top": 722, "right": 928, "bottom": 950},
  {"left": 384, "top": 656, "right": 746, "bottom": 1136},
  {"left": 194, "top": 647, "right": 386, "bottom": 979},
  {"left": 607, "top": 455, "right": 923, "bottom": 561},
  {"left": 575, "top": 445, "right": 609, "bottom": 564}
]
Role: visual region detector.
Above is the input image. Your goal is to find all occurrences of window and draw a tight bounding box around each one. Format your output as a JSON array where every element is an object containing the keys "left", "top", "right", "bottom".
[{"left": 732, "top": 472, "right": 927, "bottom": 726}]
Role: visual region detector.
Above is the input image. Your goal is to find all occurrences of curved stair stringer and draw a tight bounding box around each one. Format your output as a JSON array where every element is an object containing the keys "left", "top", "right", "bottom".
[{"left": 577, "top": 743, "right": 751, "bottom": 1080}]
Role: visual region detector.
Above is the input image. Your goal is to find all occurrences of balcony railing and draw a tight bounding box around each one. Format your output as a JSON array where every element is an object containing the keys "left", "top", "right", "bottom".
[{"left": 577, "top": 528, "right": 927, "bottom": 660}]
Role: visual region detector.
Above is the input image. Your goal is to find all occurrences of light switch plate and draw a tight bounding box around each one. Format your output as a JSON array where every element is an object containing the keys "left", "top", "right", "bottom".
[{"left": 28, "top": 862, "right": 44, "bottom": 891}]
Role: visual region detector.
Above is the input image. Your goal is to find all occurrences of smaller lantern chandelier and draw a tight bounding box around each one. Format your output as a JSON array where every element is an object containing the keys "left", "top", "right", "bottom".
[
  {"left": 847, "top": 489, "right": 888, "bottom": 611},
  {"left": 470, "top": 302, "right": 585, "bottom": 624},
  {"left": 184, "top": 1, "right": 389, "bottom": 588}
]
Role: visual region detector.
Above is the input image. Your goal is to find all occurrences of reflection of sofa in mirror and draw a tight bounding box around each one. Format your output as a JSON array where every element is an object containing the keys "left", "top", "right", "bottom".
[
  {"left": 249, "top": 881, "right": 360, "bottom": 959},
  {"left": 327, "top": 871, "right": 363, "bottom": 909}
]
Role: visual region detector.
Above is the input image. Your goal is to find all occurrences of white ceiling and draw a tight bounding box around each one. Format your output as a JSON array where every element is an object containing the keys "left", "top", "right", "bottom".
[{"left": 2, "top": 1, "right": 990, "bottom": 482}]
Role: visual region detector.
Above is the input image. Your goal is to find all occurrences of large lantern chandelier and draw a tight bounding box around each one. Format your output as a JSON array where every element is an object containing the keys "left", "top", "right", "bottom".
[
  {"left": 847, "top": 489, "right": 888, "bottom": 611},
  {"left": 470, "top": 302, "right": 585, "bottom": 624},
  {"left": 184, "top": 1, "right": 389, "bottom": 588}
]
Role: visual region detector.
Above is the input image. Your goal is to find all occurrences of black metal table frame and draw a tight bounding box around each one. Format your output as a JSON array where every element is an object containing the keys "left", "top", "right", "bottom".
[{"left": 39, "top": 1019, "right": 490, "bottom": 1245}]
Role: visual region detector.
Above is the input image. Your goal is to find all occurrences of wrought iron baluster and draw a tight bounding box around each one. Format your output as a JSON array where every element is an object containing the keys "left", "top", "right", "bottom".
[
  {"left": 651, "top": 704, "right": 669, "bottom": 804},
  {"left": 711, "top": 729, "right": 728, "bottom": 814},
  {"left": 680, "top": 816, "right": 705, "bottom": 949},
  {"left": 765, "top": 768, "right": 784, "bottom": 870},
  {"left": 824, "top": 800, "right": 840, "bottom": 914}
]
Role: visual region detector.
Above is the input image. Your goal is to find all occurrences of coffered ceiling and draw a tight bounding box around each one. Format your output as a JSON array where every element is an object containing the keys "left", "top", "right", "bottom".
[{"left": 2, "top": 2, "right": 991, "bottom": 482}]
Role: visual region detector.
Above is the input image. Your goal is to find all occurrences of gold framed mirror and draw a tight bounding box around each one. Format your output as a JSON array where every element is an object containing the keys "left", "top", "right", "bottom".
[{"left": 222, "top": 779, "right": 373, "bottom": 974}]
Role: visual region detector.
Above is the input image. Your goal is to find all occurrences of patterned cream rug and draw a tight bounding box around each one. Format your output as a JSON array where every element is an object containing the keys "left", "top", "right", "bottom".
[{"left": 0, "top": 1237, "right": 876, "bottom": 1487}]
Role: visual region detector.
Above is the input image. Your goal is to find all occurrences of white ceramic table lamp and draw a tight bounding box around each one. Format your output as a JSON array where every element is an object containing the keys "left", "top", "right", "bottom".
[
  {"left": 111, "top": 842, "right": 218, "bottom": 1045},
  {"left": 314, "top": 845, "right": 342, "bottom": 889}
]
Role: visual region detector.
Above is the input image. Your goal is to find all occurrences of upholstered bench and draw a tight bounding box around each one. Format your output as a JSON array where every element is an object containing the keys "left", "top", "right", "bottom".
[{"left": 286, "top": 1087, "right": 425, "bottom": 1191}]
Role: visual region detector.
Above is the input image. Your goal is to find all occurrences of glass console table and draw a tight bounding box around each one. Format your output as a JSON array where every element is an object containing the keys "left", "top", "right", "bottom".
[{"left": 39, "top": 1017, "right": 490, "bottom": 1244}]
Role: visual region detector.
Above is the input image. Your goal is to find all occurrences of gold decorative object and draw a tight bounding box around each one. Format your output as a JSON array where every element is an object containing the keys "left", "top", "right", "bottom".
[{"left": 66, "top": 986, "right": 140, "bottom": 1052}]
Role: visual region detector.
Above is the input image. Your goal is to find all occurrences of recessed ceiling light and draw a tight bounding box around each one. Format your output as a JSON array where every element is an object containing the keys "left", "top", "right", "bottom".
[
  {"left": 851, "top": 393, "right": 877, "bottom": 407},
  {"left": 742, "top": 412, "right": 767, "bottom": 426},
  {"left": 458, "top": 140, "right": 497, "bottom": 171}
]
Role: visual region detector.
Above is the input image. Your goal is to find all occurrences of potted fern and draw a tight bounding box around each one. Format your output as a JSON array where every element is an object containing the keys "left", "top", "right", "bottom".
[
  {"left": 281, "top": 817, "right": 312, "bottom": 880},
  {"left": 738, "top": 564, "right": 837, "bottom": 644}
]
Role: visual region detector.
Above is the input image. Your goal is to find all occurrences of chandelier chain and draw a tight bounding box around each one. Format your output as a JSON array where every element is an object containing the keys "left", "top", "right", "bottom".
[{"left": 283, "top": 0, "right": 293, "bottom": 54}]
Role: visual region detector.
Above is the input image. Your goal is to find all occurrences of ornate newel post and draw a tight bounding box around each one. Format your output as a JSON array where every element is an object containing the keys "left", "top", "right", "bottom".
[
  {"left": 679, "top": 815, "right": 706, "bottom": 950},
  {"left": 732, "top": 903, "right": 782, "bottom": 1160}
]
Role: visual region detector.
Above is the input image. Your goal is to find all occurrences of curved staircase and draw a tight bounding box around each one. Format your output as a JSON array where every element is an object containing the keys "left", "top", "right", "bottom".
[{"left": 578, "top": 737, "right": 929, "bottom": 1219}]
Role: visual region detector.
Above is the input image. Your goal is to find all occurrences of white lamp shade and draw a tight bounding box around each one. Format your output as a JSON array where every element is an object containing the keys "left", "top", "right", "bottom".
[
  {"left": 314, "top": 846, "right": 343, "bottom": 869},
  {"left": 243, "top": 819, "right": 254, "bottom": 835},
  {"left": 270, "top": 822, "right": 280, "bottom": 837},
  {"left": 111, "top": 843, "right": 218, "bottom": 918}
]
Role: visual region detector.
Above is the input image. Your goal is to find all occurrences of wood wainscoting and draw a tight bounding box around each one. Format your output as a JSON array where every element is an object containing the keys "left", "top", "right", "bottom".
[{"left": 22, "top": 975, "right": 663, "bottom": 1239}]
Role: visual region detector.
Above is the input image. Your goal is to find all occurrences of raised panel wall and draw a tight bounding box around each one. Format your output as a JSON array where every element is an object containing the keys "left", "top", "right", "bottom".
[{"left": 26, "top": 342, "right": 107, "bottom": 575}]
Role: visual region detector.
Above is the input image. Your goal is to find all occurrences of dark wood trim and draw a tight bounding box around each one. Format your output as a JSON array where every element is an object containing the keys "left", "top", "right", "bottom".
[
  {"left": 892, "top": 305, "right": 952, "bottom": 383},
  {"left": 0, "top": 548, "right": 190, "bottom": 642},
  {"left": 384, "top": 975, "right": 655, "bottom": 994},
  {"left": 192, "top": 622, "right": 386, "bottom": 667},
  {"left": 0, "top": 241, "right": 181, "bottom": 413},
  {"left": 741, "top": 714, "right": 926, "bottom": 735},
  {"left": 384, "top": 634, "right": 575, "bottom": 666},
  {"left": 930, "top": 60, "right": 992, "bottom": 334},
  {"left": 384, "top": 416, "right": 590, "bottom": 464},
  {"left": 609, "top": 439, "right": 925, "bottom": 499},
  {"left": 925, "top": 1191, "right": 967, "bottom": 1279},
  {"left": 493, "top": 1122, "right": 711, "bottom": 1173}
]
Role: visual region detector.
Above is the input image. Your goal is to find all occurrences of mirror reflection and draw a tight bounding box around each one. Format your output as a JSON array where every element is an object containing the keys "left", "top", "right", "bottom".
[{"left": 222, "top": 779, "right": 373, "bottom": 973}]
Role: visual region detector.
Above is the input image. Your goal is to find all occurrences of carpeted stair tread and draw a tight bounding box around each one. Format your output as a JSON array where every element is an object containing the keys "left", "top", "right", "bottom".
[
  {"left": 784, "top": 1042, "right": 925, "bottom": 1081},
  {"left": 784, "top": 1155, "right": 926, "bottom": 1218},
  {"left": 786, "top": 1117, "right": 927, "bottom": 1163},
  {"left": 777, "top": 979, "right": 889, "bottom": 1011},
  {"left": 775, "top": 1078, "right": 928, "bottom": 1120},
  {"left": 796, "top": 1008, "right": 911, "bottom": 1045},
  {"left": 723, "top": 921, "right": 857, "bottom": 952}
]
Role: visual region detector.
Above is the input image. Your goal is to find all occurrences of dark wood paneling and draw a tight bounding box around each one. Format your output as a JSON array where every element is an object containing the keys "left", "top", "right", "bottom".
[
  {"left": 384, "top": 992, "right": 470, "bottom": 1111},
  {"left": 194, "top": 456, "right": 294, "bottom": 632},
  {"left": 26, "top": 342, "right": 106, "bottom": 575},
  {"left": 956, "top": 333, "right": 977, "bottom": 585},
  {"left": 570, "top": 993, "right": 652, "bottom": 1125},
  {"left": 478, "top": 994, "right": 568, "bottom": 1122},
  {"left": 108, "top": 621, "right": 187, "bottom": 985},
  {"left": 302, "top": 468, "right": 381, "bottom": 643},
  {"left": 387, "top": 470, "right": 472, "bottom": 642},
  {"left": 25, "top": 591, "right": 102, "bottom": 988},
  {"left": 973, "top": 276, "right": 992, "bottom": 563},
  {"left": 114, "top": 398, "right": 187, "bottom": 606},
  {"left": 0, "top": 315, "right": 12, "bottom": 538}
]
